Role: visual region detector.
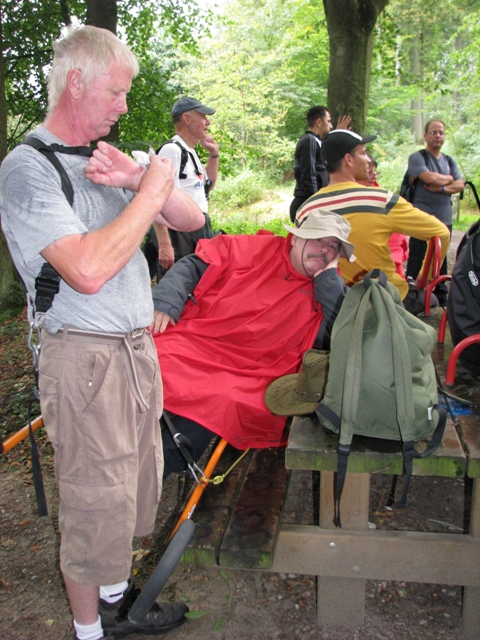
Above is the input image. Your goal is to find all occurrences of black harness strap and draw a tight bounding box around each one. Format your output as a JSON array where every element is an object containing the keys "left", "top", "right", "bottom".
[
  {"left": 15, "top": 137, "right": 93, "bottom": 516},
  {"left": 22, "top": 136, "right": 94, "bottom": 313},
  {"left": 157, "top": 139, "right": 203, "bottom": 180},
  {"left": 34, "top": 263, "right": 61, "bottom": 315}
]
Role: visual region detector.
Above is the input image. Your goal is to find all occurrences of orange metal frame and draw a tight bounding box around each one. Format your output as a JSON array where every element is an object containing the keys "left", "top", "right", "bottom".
[
  {"left": 2, "top": 416, "right": 43, "bottom": 454},
  {"left": 170, "top": 437, "right": 228, "bottom": 537}
]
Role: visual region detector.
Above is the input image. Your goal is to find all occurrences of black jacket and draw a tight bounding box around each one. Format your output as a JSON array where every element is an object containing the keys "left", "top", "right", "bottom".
[{"left": 293, "top": 131, "right": 329, "bottom": 199}]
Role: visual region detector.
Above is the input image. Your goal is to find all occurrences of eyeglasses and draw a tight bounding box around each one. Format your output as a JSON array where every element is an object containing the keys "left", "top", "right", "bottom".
[{"left": 427, "top": 130, "right": 446, "bottom": 136}]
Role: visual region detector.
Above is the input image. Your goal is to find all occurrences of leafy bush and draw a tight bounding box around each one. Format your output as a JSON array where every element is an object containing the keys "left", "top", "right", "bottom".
[
  {"left": 453, "top": 214, "right": 479, "bottom": 232},
  {"left": 209, "top": 170, "right": 273, "bottom": 211},
  {"left": 211, "top": 213, "right": 289, "bottom": 236}
]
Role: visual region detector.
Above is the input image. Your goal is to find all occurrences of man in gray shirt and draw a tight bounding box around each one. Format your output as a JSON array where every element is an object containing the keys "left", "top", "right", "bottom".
[
  {"left": 0, "top": 26, "right": 203, "bottom": 640},
  {"left": 405, "top": 119, "right": 464, "bottom": 304}
]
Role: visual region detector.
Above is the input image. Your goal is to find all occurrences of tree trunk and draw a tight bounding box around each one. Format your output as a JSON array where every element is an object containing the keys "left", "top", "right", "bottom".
[
  {"left": 0, "top": 5, "right": 7, "bottom": 162},
  {"left": 410, "top": 43, "right": 424, "bottom": 144},
  {"left": 0, "top": 5, "right": 19, "bottom": 313},
  {"left": 86, "top": 0, "right": 117, "bottom": 34},
  {"left": 323, "top": 0, "right": 389, "bottom": 134},
  {"left": 87, "top": 0, "right": 119, "bottom": 143}
]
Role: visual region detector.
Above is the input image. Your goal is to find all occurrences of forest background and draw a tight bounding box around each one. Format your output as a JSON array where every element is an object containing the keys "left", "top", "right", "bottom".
[{"left": 1, "top": 0, "right": 480, "bottom": 317}]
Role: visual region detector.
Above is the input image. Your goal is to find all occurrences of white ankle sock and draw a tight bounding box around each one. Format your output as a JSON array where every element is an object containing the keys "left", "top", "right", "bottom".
[
  {"left": 99, "top": 580, "right": 129, "bottom": 604},
  {"left": 73, "top": 615, "right": 103, "bottom": 640}
]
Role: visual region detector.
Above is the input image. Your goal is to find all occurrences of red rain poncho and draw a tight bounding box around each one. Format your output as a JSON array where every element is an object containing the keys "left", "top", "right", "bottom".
[{"left": 154, "top": 234, "right": 323, "bottom": 448}]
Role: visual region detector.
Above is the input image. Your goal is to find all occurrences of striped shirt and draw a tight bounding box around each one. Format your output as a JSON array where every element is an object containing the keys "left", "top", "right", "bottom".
[{"left": 298, "top": 182, "right": 450, "bottom": 299}]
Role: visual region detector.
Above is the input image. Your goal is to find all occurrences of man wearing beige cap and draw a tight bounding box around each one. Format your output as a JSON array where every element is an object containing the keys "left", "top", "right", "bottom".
[
  {"left": 297, "top": 129, "right": 450, "bottom": 307},
  {"left": 149, "top": 208, "right": 353, "bottom": 474}
]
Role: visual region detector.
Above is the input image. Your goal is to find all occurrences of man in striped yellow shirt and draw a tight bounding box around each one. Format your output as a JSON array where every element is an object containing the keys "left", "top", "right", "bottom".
[{"left": 296, "top": 130, "right": 450, "bottom": 303}]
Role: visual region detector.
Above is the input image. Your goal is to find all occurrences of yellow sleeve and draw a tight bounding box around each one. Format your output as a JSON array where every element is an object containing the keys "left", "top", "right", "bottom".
[{"left": 388, "top": 194, "right": 450, "bottom": 269}]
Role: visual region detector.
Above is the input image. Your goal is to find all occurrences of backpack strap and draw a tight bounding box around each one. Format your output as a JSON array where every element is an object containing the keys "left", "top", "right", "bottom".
[
  {"left": 398, "top": 405, "right": 447, "bottom": 507},
  {"left": 23, "top": 136, "right": 74, "bottom": 206},
  {"left": 22, "top": 136, "right": 93, "bottom": 206},
  {"left": 157, "top": 139, "right": 202, "bottom": 180},
  {"left": 21, "top": 136, "right": 94, "bottom": 320},
  {"left": 419, "top": 148, "right": 429, "bottom": 166},
  {"left": 16, "top": 137, "right": 93, "bottom": 516},
  {"left": 420, "top": 148, "right": 454, "bottom": 174}
]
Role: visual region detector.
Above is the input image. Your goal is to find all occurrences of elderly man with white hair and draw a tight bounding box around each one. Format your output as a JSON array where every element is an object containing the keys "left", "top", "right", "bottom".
[{"left": 0, "top": 25, "right": 204, "bottom": 640}]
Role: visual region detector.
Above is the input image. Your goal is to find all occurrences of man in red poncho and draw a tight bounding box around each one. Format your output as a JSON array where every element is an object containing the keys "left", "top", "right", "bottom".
[{"left": 151, "top": 206, "right": 355, "bottom": 476}]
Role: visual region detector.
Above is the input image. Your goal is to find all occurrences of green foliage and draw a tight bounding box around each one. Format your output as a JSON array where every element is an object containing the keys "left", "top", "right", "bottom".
[
  {"left": 453, "top": 214, "right": 479, "bottom": 232},
  {"left": 118, "top": 0, "right": 213, "bottom": 150},
  {"left": 120, "top": 43, "right": 180, "bottom": 151},
  {"left": 2, "top": 0, "right": 84, "bottom": 150},
  {"left": 0, "top": 232, "right": 25, "bottom": 317},
  {"left": 184, "top": 611, "right": 212, "bottom": 619},
  {"left": 211, "top": 212, "right": 289, "bottom": 236},
  {"left": 209, "top": 170, "right": 273, "bottom": 211},
  {"left": 1, "top": 0, "right": 211, "bottom": 153},
  {"left": 172, "top": 0, "right": 329, "bottom": 178}
]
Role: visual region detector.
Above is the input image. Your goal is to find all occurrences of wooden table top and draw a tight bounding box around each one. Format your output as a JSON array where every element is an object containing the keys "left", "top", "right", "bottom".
[{"left": 286, "top": 413, "right": 466, "bottom": 477}]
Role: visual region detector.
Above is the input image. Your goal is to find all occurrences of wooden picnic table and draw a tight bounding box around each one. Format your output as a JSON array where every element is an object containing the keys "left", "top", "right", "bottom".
[{"left": 271, "top": 401, "right": 480, "bottom": 639}]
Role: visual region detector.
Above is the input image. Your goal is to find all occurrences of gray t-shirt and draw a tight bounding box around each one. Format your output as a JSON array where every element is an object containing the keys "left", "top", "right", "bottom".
[
  {"left": 0, "top": 126, "right": 153, "bottom": 333},
  {"left": 408, "top": 150, "right": 462, "bottom": 225}
]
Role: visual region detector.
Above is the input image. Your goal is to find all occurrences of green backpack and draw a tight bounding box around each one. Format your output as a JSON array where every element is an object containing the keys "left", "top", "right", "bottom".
[{"left": 316, "top": 270, "right": 446, "bottom": 526}]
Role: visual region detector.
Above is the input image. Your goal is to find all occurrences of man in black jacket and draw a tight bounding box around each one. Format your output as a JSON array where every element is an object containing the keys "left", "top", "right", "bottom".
[{"left": 289, "top": 106, "right": 351, "bottom": 222}]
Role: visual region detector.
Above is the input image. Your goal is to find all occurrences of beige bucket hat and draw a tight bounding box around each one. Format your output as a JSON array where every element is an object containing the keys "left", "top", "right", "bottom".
[{"left": 265, "top": 349, "right": 330, "bottom": 416}]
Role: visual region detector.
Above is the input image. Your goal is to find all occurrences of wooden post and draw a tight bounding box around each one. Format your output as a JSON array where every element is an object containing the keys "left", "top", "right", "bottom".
[{"left": 317, "top": 471, "right": 370, "bottom": 627}]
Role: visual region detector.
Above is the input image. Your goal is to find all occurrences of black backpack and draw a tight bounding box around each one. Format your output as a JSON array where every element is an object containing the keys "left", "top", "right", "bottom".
[
  {"left": 447, "top": 219, "right": 480, "bottom": 373},
  {"left": 157, "top": 139, "right": 202, "bottom": 180},
  {"left": 400, "top": 149, "right": 452, "bottom": 202},
  {"left": 156, "top": 139, "right": 211, "bottom": 201}
]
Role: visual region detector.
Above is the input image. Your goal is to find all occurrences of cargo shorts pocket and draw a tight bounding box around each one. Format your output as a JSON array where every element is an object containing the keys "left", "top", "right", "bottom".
[{"left": 58, "top": 479, "right": 129, "bottom": 573}]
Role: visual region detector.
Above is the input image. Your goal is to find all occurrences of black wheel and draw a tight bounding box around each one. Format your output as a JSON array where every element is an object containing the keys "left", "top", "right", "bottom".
[{"left": 127, "top": 519, "right": 196, "bottom": 624}]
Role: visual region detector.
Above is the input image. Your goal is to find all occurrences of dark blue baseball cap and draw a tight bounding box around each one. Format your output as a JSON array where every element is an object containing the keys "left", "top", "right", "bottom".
[{"left": 171, "top": 96, "right": 216, "bottom": 118}]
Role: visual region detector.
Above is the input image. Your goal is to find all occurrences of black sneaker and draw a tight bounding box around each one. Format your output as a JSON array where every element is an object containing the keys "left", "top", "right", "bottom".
[{"left": 99, "top": 580, "right": 188, "bottom": 638}]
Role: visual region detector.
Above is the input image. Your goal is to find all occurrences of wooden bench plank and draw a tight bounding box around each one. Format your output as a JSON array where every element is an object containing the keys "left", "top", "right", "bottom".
[
  {"left": 218, "top": 447, "right": 290, "bottom": 569},
  {"left": 457, "top": 417, "right": 480, "bottom": 478},
  {"left": 286, "top": 414, "right": 466, "bottom": 477},
  {"left": 272, "top": 525, "right": 480, "bottom": 586},
  {"left": 180, "top": 445, "right": 253, "bottom": 566}
]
